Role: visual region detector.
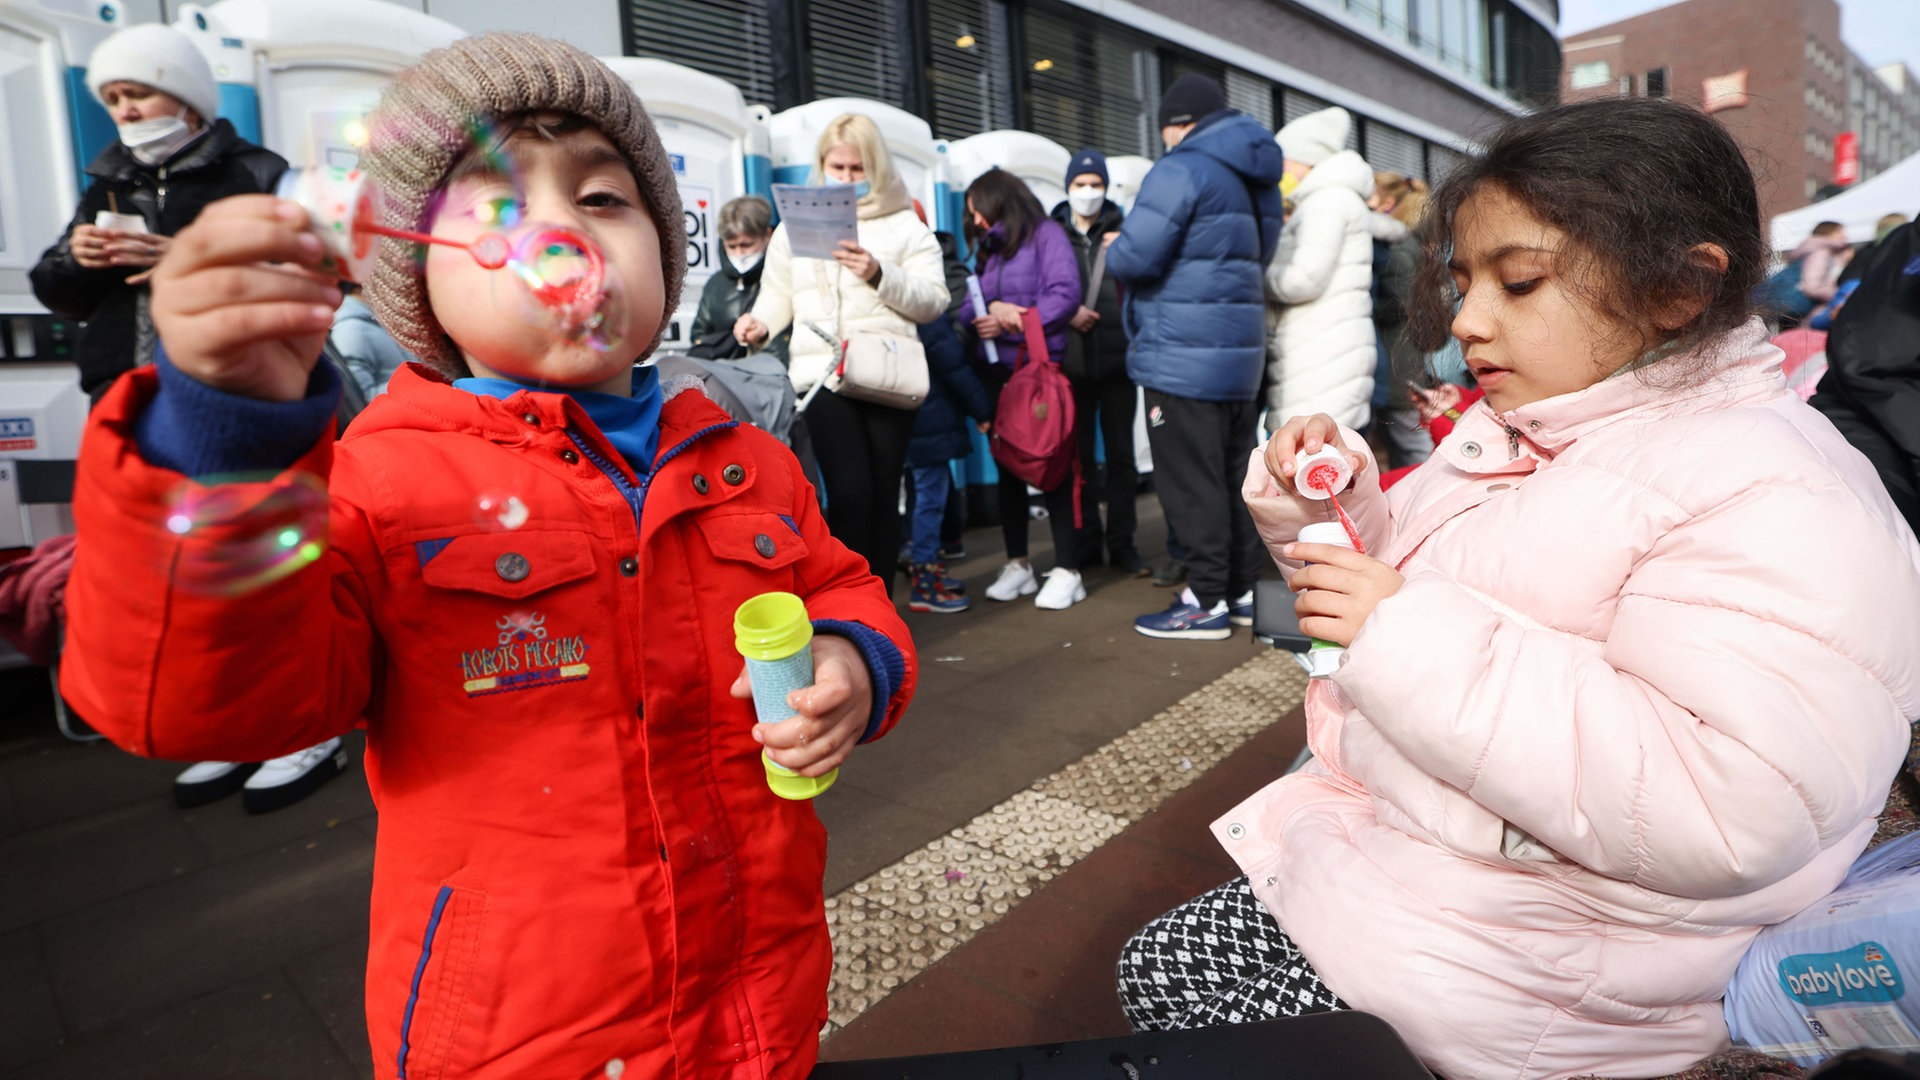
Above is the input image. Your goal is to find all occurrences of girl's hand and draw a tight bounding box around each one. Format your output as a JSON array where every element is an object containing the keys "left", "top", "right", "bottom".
[
  {"left": 972, "top": 315, "right": 1002, "bottom": 340},
  {"left": 1284, "top": 543, "right": 1403, "bottom": 647},
  {"left": 149, "top": 196, "right": 340, "bottom": 403},
  {"left": 833, "top": 240, "right": 880, "bottom": 283},
  {"left": 1261, "top": 414, "right": 1367, "bottom": 497},
  {"left": 988, "top": 300, "right": 1026, "bottom": 333},
  {"left": 734, "top": 313, "right": 769, "bottom": 346},
  {"left": 1068, "top": 305, "right": 1100, "bottom": 332},
  {"left": 107, "top": 232, "right": 171, "bottom": 268},
  {"left": 729, "top": 635, "right": 873, "bottom": 777}
]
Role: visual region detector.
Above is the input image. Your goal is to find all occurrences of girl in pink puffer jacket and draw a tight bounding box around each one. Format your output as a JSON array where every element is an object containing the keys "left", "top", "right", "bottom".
[{"left": 1117, "top": 97, "right": 1920, "bottom": 1080}]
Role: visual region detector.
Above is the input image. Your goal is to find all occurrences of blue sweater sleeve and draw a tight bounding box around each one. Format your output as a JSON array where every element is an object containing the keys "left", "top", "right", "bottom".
[
  {"left": 135, "top": 346, "right": 342, "bottom": 477},
  {"left": 812, "top": 618, "right": 907, "bottom": 744}
]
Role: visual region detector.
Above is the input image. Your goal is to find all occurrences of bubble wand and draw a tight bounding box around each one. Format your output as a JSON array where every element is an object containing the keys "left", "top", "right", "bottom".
[{"left": 1294, "top": 446, "right": 1368, "bottom": 555}]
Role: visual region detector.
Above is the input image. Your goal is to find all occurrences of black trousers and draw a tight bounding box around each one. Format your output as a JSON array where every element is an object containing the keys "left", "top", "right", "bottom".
[
  {"left": 1072, "top": 369, "right": 1141, "bottom": 562},
  {"left": 805, "top": 387, "right": 918, "bottom": 597},
  {"left": 979, "top": 362, "right": 1079, "bottom": 570},
  {"left": 1143, "top": 389, "right": 1264, "bottom": 608}
]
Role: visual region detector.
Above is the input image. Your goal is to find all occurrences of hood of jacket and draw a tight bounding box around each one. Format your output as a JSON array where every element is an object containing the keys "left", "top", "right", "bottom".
[
  {"left": 1174, "top": 111, "right": 1286, "bottom": 188},
  {"left": 1292, "top": 149, "right": 1374, "bottom": 203}
]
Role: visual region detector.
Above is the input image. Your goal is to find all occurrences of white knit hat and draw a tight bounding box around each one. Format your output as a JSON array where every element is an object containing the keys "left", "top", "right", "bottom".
[
  {"left": 1275, "top": 106, "right": 1351, "bottom": 167},
  {"left": 86, "top": 24, "right": 221, "bottom": 125}
]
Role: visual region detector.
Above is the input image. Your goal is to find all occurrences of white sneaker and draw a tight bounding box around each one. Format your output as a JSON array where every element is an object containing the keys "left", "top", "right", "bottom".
[
  {"left": 985, "top": 561, "right": 1039, "bottom": 601},
  {"left": 1035, "top": 568, "right": 1086, "bottom": 610},
  {"left": 241, "top": 738, "right": 350, "bottom": 815},
  {"left": 173, "top": 761, "right": 261, "bottom": 808}
]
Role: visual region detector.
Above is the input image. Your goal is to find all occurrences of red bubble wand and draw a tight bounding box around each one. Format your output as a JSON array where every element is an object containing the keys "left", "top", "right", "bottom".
[{"left": 1305, "top": 463, "right": 1367, "bottom": 555}]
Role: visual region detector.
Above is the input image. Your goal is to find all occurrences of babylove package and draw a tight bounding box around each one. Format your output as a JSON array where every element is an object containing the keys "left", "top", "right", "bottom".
[{"left": 1725, "top": 831, "right": 1920, "bottom": 1065}]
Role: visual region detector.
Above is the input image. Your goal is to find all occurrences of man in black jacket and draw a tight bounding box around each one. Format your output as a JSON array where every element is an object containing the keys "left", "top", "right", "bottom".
[
  {"left": 31, "top": 24, "right": 286, "bottom": 401},
  {"left": 1051, "top": 149, "right": 1147, "bottom": 576},
  {"left": 1811, "top": 219, "right": 1920, "bottom": 536}
]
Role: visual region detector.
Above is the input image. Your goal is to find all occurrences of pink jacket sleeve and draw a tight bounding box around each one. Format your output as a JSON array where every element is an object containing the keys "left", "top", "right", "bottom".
[
  {"left": 1241, "top": 427, "right": 1390, "bottom": 575},
  {"left": 1329, "top": 481, "right": 1916, "bottom": 900}
]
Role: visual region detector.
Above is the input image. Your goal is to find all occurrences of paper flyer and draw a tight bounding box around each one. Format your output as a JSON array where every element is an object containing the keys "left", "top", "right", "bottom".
[{"left": 771, "top": 183, "right": 859, "bottom": 260}]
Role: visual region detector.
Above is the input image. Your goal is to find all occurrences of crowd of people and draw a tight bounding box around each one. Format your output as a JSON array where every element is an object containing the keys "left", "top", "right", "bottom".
[{"left": 5, "top": 17, "right": 1920, "bottom": 1080}]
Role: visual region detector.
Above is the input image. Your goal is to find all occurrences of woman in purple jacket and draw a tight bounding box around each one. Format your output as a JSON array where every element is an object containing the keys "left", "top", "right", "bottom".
[{"left": 957, "top": 168, "right": 1087, "bottom": 610}]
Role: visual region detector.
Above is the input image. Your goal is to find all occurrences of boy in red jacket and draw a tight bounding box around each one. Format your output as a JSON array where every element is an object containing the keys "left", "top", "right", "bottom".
[{"left": 58, "top": 34, "right": 915, "bottom": 1079}]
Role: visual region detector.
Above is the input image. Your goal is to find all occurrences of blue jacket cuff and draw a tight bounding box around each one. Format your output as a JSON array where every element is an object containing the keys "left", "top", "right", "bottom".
[
  {"left": 136, "top": 345, "right": 341, "bottom": 477},
  {"left": 813, "top": 618, "right": 906, "bottom": 744}
]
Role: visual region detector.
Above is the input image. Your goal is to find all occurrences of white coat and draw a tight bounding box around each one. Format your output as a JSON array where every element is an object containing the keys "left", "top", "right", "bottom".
[
  {"left": 749, "top": 195, "right": 950, "bottom": 394},
  {"left": 1263, "top": 150, "right": 1378, "bottom": 431}
]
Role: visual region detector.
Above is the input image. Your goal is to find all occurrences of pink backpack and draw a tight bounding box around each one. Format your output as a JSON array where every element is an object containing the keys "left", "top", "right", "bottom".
[{"left": 990, "top": 309, "right": 1081, "bottom": 524}]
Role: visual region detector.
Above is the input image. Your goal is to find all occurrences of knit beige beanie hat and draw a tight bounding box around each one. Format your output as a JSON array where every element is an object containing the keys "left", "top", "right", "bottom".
[{"left": 362, "top": 32, "right": 684, "bottom": 376}]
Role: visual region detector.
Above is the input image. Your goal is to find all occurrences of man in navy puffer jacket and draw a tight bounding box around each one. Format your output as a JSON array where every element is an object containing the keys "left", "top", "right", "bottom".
[{"left": 1109, "top": 74, "right": 1285, "bottom": 640}]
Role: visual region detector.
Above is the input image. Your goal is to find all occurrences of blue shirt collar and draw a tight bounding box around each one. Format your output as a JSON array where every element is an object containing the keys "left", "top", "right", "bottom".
[{"left": 453, "top": 366, "right": 663, "bottom": 473}]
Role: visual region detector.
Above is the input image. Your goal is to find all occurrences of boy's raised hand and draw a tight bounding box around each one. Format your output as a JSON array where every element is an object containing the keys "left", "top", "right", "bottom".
[
  {"left": 1262, "top": 413, "right": 1368, "bottom": 497},
  {"left": 729, "top": 635, "right": 874, "bottom": 778},
  {"left": 149, "top": 196, "right": 342, "bottom": 403}
]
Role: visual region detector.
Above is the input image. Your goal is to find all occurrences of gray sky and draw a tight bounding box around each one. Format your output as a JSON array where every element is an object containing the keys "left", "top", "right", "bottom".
[{"left": 1558, "top": 0, "right": 1918, "bottom": 69}]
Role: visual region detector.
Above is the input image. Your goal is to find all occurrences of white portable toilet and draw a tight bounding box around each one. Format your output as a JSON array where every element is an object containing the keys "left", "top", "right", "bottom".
[
  {"left": 190, "top": 0, "right": 464, "bottom": 170},
  {"left": 947, "top": 130, "right": 1073, "bottom": 216},
  {"left": 1105, "top": 155, "right": 1154, "bottom": 214},
  {"left": 0, "top": 0, "right": 130, "bottom": 344},
  {"left": 603, "top": 57, "right": 765, "bottom": 353},
  {"left": 769, "top": 98, "right": 942, "bottom": 221}
]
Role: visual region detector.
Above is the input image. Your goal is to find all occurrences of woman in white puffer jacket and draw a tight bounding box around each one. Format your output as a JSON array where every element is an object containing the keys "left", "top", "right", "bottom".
[
  {"left": 737, "top": 113, "right": 949, "bottom": 594},
  {"left": 1263, "top": 143, "right": 1379, "bottom": 433}
]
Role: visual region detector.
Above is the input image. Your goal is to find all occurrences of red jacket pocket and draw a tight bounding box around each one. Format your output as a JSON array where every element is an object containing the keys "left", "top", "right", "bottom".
[
  {"left": 419, "top": 530, "right": 597, "bottom": 600},
  {"left": 696, "top": 512, "right": 810, "bottom": 571}
]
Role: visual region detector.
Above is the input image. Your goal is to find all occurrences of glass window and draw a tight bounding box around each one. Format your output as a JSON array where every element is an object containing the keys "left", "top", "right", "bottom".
[
  {"left": 808, "top": 0, "right": 906, "bottom": 105},
  {"left": 1569, "top": 60, "right": 1611, "bottom": 90},
  {"left": 625, "top": 0, "right": 775, "bottom": 106},
  {"left": 928, "top": 0, "right": 1017, "bottom": 139},
  {"left": 1021, "top": 5, "right": 1161, "bottom": 158}
]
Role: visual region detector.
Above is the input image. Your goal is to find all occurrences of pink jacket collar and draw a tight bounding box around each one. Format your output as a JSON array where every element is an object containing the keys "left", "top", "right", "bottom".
[{"left": 1441, "top": 319, "right": 1786, "bottom": 472}]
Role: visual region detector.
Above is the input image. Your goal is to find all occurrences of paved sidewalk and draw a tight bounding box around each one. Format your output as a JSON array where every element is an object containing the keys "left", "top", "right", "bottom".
[{"left": 1, "top": 495, "right": 1287, "bottom": 1077}]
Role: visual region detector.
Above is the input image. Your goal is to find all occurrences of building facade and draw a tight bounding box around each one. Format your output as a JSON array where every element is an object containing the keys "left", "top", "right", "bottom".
[
  {"left": 136, "top": 0, "right": 1556, "bottom": 180},
  {"left": 622, "top": 0, "right": 1561, "bottom": 178},
  {"left": 1562, "top": 0, "right": 1919, "bottom": 223}
]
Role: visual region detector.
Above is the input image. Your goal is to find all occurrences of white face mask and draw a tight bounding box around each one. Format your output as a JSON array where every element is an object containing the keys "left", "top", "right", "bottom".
[
  {"left": 1067, "top": 186, "right": 1106, "bottom": 218},
  {"left": 119, "top": 114, "right": 196, "bottom": 165},
  {"left": 727, "top": 250, "right": 764, "bottom": 275}
]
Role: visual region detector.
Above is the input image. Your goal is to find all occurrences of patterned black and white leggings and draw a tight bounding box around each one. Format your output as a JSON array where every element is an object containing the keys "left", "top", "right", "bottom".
[{"left": 1116, "top": 877, "right": 1347, "bottom": 1031}]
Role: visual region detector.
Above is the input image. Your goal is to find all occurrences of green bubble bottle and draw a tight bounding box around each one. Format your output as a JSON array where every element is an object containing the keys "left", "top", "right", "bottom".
[{"left": 734, "top": 592, "right": 838, "bottom": 800}]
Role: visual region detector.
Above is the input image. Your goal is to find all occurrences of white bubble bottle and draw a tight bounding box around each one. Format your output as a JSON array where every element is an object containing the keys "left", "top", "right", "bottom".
[
  {"left": 1293, "top": 444, "right": 1353, "bottom": 500},
  {"left": 1296, "top": 521, "right": 1358, "bottom": 678},
  {"left": 733, "top": 592, "right": 837, "bottom": 799}
]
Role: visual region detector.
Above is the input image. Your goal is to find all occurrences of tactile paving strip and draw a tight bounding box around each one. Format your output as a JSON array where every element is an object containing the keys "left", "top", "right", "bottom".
[{"left": 823, "top": 650, "right": 1308, "bottom": 1034}]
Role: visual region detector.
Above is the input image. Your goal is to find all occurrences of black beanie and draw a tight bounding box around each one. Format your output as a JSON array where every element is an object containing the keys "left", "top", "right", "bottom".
[
  {"left": 1157, "top": 73, "right": 1228, "bottom": 129},
  {"left": 1065, "top": 148, "right": 1109, "bottom": 189}
]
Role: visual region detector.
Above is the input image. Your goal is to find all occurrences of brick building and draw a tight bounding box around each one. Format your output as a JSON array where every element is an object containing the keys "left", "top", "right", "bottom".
[{"left": 1561, "top": 0, "right": 1919, "bottom": 225}]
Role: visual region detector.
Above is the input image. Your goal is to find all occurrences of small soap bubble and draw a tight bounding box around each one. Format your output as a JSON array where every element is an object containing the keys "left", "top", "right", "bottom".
[
  {"left": 472, "top": 492, "right": 529, "bottom": 531},
  {"left": 165, "top": 472, "right": 330, "bottom": 596}
]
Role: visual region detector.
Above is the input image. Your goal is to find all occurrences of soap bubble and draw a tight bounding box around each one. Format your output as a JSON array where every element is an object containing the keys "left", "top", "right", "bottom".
[
  {"left": 485, "top": 222, "right": 628, "bottom": 355},
  {"left": 472, "top": 492, "right": 529, "bottom": 531},
  {"left": 165, "top": 472, "right": 330, "bottom": 596}
]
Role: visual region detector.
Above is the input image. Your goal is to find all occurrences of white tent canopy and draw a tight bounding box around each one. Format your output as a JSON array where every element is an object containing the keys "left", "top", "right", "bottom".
[{"left": 1770, "top": 149, "right": 1920, "bottom": 251}]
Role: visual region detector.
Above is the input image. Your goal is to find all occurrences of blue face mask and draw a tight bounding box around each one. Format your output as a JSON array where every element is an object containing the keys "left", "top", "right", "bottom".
[{"left": 853, "top": 180, "right": 871, "bottom": 198}]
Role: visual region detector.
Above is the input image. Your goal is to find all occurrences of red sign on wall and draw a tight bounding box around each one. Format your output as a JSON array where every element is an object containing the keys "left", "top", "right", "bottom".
[{"left": 1835, "top": 132, "right": 1860, "bottom": 185}]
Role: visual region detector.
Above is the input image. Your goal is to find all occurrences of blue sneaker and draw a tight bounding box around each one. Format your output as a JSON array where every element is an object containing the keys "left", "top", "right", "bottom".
[
  {"left": 1134, "top": 597, "right": 1232, "bottom": 640},
  {"left": 908, "top": 565, "right": 970, "bottom": 614},
  {"left": 1228, "top": 590, "right": 1255, "bottom": 627}
]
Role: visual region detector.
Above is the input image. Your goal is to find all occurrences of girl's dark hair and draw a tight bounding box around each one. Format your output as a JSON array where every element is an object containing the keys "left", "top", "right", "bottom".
[
  {"left": 965, "top": 168, "right": 1046, "bottom": 258},
  {"left": 1409, "top": 98, "right": 1765, "bottom": 364}
]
